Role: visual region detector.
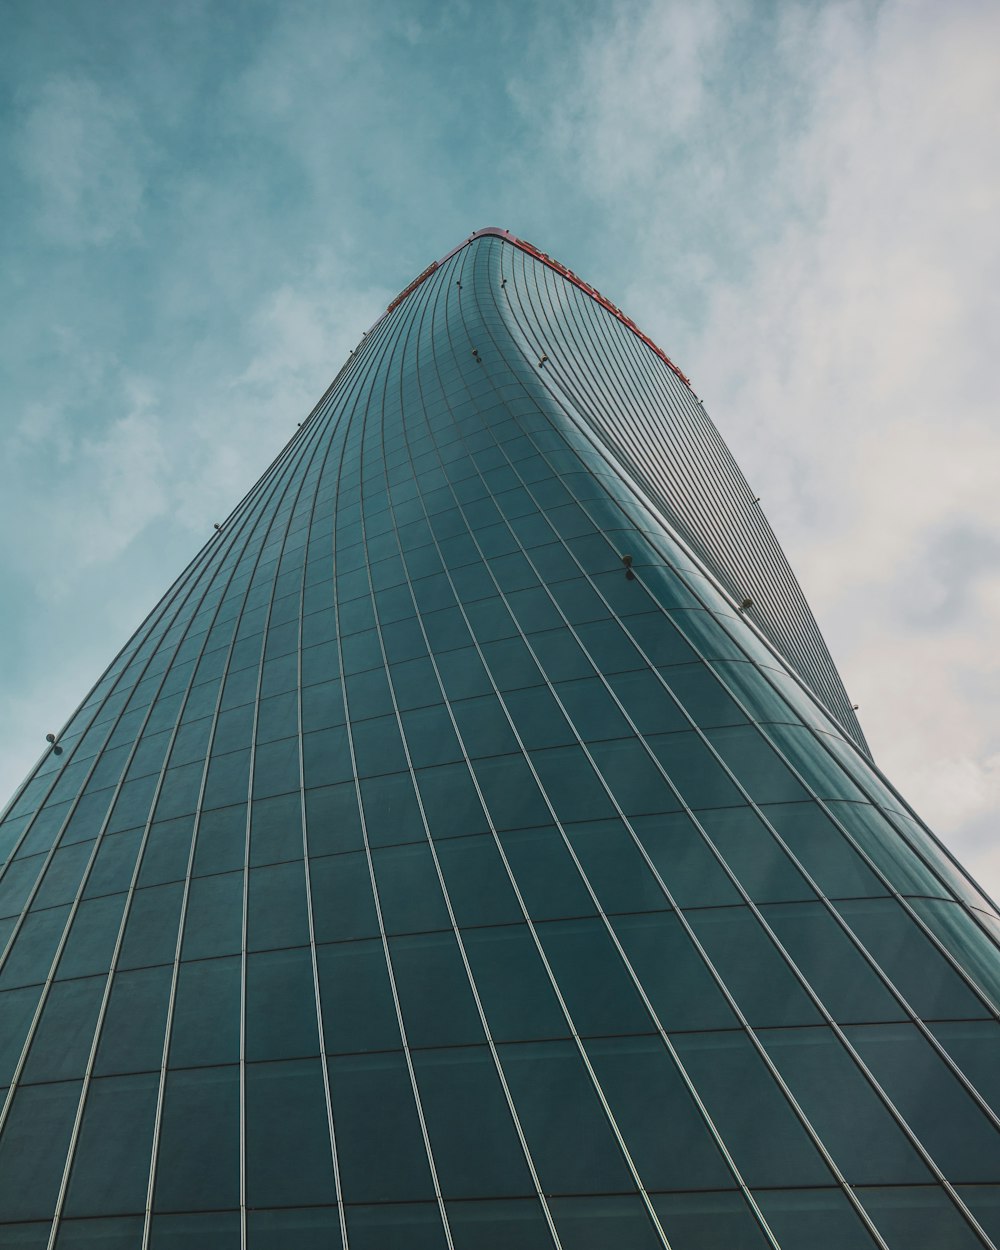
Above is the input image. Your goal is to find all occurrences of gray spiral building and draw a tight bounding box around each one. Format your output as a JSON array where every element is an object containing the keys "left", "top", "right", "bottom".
[{"left": 0, "top": 228, "right": 998, "bottom": 1249}]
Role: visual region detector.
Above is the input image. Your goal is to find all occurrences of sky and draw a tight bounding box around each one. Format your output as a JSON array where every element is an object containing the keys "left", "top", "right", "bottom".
[{"left": 2, "top": 0, "right": 998, "bottom": 897}]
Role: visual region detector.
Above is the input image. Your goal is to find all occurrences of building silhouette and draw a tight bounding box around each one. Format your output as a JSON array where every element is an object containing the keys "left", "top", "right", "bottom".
[{"left": 1, "top": 228, "right": 998, "bottom": 1249}]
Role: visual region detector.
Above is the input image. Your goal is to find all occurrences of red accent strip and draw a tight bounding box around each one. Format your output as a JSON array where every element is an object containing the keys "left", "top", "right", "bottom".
[
  {"left": 385, "top": 261, "right": 439, "bottom": 315},
  {"left": 379, "top": 227, "right": 692, "bottom": 390}
]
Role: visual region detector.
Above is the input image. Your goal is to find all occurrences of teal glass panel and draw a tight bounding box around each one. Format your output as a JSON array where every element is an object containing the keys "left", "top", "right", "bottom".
[
  {"left": 94, "top": 964, "right": 173, "bottom": 1075},
  {"left": 62, "top": 1072, "right": 159, "bottom": 1216},
  {"left": 22, "top": 976, "right": 104, "bottom": 1082},
  {"left": 169, "top": 957, "right": 241, "bottom": 1068},
  {"left": 412, "top": 1047, "right": 534, "bottom": 1198},
  {"left": 0, "top": 1080, "right": 82, "bottom": 1220},
  {"left": 154, "top": 1066, "right": 239, "bottom": 1211},
  {"left": 246, "top": 1208, "right": 344, "bottom": 1250},
  {"left": 245, "top": 1059, "right": 337, "bottom": 1207},
  {"left": 328, "top": 1051, "right": 436, "bottom": 1203},
  {"left": 753, "top": 1189, "right": 875, "bottom": 1250},
  {"left": 245, "top": 947, "right": 320, "bottom": 1061},
  {"left": 587, "top": 1035, "right": 733, "bottom": 1190},
  {"left": 857, "top": 1187, "right": 984, "bottom": 1250},
  {"left": 446, "top": 1198, "right": 553, "bottom": 1250},
  {"left": 499, "top": 1040, "right": 633, "bottom": 1193},
  {"left": 549, "top": 1196, "right": 663, "bottom": 1250},
  {"left": 463, "top": 925, "right": 568, "bottom": 1042},
  {"left": 671, "top": 1031, "right": 832, "bottom": 1187},
  {"left": 651, "top": 1192, "right": 769, "bottom": 1250}
]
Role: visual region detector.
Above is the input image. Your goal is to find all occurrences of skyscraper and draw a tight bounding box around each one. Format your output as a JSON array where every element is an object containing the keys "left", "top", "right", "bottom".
[{"left": 1, "top": 227, "right": 998, "bottom": 1250}]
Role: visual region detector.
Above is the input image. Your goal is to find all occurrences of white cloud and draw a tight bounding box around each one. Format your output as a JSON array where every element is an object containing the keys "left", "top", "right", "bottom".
[
  {"left": 515, "top": 0, "right": 1000, "bottom": 896},
  {"left": 14, "top": 75, "right": 152, "bottom": 245}
]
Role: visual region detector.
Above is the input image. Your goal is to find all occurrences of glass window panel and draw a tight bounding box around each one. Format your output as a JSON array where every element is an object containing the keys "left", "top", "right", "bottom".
[
  {"left": 554, "top": 676, "right": 632, "bottom": 741},
  {"left": 0, "top": 1079, "right": 82, "bottom": 1220},
  {"left": 766, "top": 724, "right": 867, "bottom": 802},
  {"left": 304, "top": 782, "right": 362, "bottom": 857},
  {"left": 310, "top": 852, "right": 379, "bottom": 943},
  {"left": 587, "top": 1035, "right": 733, "bottom": 1190},
  {"left": 302, "top": 725, "right": 352, "bottom": 788},
  {"left": 248, "top": 860, "right": 309, "bottom": 951},
  {"left": 148, "top": 1211, "right": 242, "bottom": 1248},
  {"left": 391, "top": 932, "right": 485, "bottom": 1048},
  {"left": 452, "top": 694, "right": 520, "bottom": 758},
  {"left": 435, "top": 646, "right": 493, "bottom": 700},
  {"left": 539, "top": 917, "right": 654, "bottom": 1036},
  {"left": 762, "top": 901, "right": 906, "bottom": 1023},
  {"left": 0, "top": 856, "right": 45, "bottom": 918},
  {"left": 415, "top": 763, "right": 490, "bottom": 840},
  {"left": 63, "top": 1072, "right": 159, "bottom": 1216},
  {"left": 836, "top": 898, "right": 990, "bottom": 1020},
  {"left": 671, "top": 1031, "right": 832, "bottom": 1187},
  {"left": 373, "top": 842, "right": 450, "bottom": 935},
  {"left": 412, "top": 1047, "right": 533, "bottom": 1198},
  {"left": 246, "top": 1208, "right": 343, "bottom": 1250},
  {"left": 631, "top": 812, "right": 739, "bottom": 907},
  {"left": 529, "top": 627, "right": 594, "bottom": 681},
  {"left": 328, "top": 1051, "right": 437, "bottom": 1203},
  {"left": 647, "top": 731, "right": 743, "bottom": 810},
  {"left": 56, "top": 893, "right": 128, "bottom": 980},
  {"left": 136, "top": 818, "right": 193, "bottom": 889},
  {"left": 651, "top": 1192, "right": 769, "bottom": 1250},
  {"left": 154, "top": 1066, "right": 239, "bottom": 1211},
  {"left": 249, "top": 792, "right": 303, "bottom": 867},
  {"left": 959, "top": 1185, "right": 1000, "bottom": 1245},
  {"left": 912, "top": 899, "right": 1000, "bottom": 1011},
  {"left": 255, "top": 690, "right": 300, "bottom": 744},
  {"left": 22, "top": 975, "right": 104, "bottom": 1083},
  {"left": 169, "top": 957, "right": 241, "bottom": 1068},
  {"left": 359, "top": 771, "right": 424, "bottom": 848},
  {"left": 435, "top": 834, "right": 523, "bottom": 928},
  {"left": 316, "top": 938, "right": 401, "bottom": 1054},
  {"left": 33, "top": 841, "right": 93, "bottom": 909},
  {"left": 301, "top": 679, "right": 344, "bottom": 731},
  {"left": 857, "top": 1186, "right": 984, "bottom": 1250},
  {"left": 94, "top": 964, "right": 173, "bottom": 1075},
  {"left": 345, "top": 1202, "right": 446, "bottom": 1250},
  {"left": 502, "top": 825, "right": 596, "bottom": 920},
  {"left": 0, "top": 906, "right": 71, "bottom": 990},
  {"left": 703, "top": 725, "right": 809, "bottom": 804},
  {"left": 662, "top": 663, "right": 748, "bottom": 728},
  {"left": 499, "top": 1040, "right": 633, "bottom": 1193},
  {"left": 251, "top": 736, "right": 300, "bottom": 799},
  {"left": 114, "top": 881, "right": 185, "bottom": 972},
  {"left": 503, "top": 686, "right": 574, "bottom": 750},
  {"left": 0, "top": 985, "right": 43, "bottom": 1085},
  {"left": 930, "top": 1021, "right": 1000, "bottom": 1109},
  {"left": 446, "top": 1198, "right": 552, "bottom": 1250},
  {"left": 531, "top": 744, "right": 618, "bottom": 822},
  {"left": 401, "top": 706, "right": 463, "bottom": 768},
  {"left": 202, "top": 749, "right": 251, "bottom": 810},
  {"left": 183, "top": 871, "right": 244, "bottom": 960},
  {"left": 614, "top": 911, "right": 737, "bottom": 1032},
  {"left": 473, "top": 756, "right": 550, "bottom": 831},
  {"left": 56, "top": 1216, "right": 146, "bottom": 1248},
  {"left": 847, "top": 1023, "right": 1000, "bottom": 1182},
  {"left": 562, "top": 815, "right": 670, "bottom": 915},
  {"left": 245, "top": 1058, "right": 336, "bottom": 1207},
  {"left": 463, "top": 925, "right": 568, "bottom": 1042},
  {"left": 479, "top": 635, "right": 542, "bottom": 688},
  {"left": 696, "top": 807, "right": 814, "bottom": 903},
  {"left": 246, "top": 947, "right": 320, "bottom": 1061},
  {"left": 688, "top": 906, "right": 821, "bottom": 1027},
  {"left": 761, "top": 802, "right": 887, "bottom": 899},
  {"left": 191, "top": 804, "right": 246, "bottom": 877},
  {"left": 761, "top": 1027, "right": 929, "bottom": 1183},
  {"left": 753, "top": 1188, "right": 874, "bottom": 1250}
]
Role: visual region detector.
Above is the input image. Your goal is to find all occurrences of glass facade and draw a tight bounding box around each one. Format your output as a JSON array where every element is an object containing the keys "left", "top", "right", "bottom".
[{"left": 0, "top": 226, "right": 998, "bottom": 1249}]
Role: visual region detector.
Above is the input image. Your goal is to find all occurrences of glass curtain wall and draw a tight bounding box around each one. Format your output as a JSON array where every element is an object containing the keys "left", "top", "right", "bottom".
[{"left": 0, "top": 230, "right": 998, "bottom": 1250}]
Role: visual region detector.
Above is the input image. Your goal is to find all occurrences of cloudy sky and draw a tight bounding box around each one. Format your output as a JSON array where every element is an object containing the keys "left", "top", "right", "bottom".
[{"left": 2, "top": 0, "right": 998, "bottom": 896}]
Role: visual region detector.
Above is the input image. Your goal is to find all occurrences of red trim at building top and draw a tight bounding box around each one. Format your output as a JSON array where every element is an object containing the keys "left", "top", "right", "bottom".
[{"left": 380, "top": 227, "right": 692, "bottom": 390}]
